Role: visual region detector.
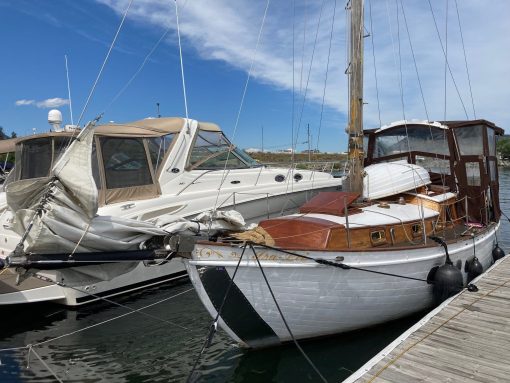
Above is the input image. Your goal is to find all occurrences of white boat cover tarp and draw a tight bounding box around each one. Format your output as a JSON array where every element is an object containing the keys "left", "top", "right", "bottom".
[{"left": 363, "top": 160, "right": 431, "bottom": 200}]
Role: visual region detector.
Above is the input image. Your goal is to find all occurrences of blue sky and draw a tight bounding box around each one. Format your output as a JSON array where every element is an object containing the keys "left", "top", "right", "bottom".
[{"left": 1, "top": 0, "right": 508, "bottom": 152}]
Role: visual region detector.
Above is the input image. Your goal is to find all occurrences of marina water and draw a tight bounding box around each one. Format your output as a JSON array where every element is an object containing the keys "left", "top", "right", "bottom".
[{"left": 1, "top": 169, "right": 510, "bottom": 382}]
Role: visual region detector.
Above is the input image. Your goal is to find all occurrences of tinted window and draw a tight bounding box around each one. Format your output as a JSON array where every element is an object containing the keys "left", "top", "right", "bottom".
[
  {"left": 20, "top": 138, "right": 52, "bottom": 179},
  {"left": 455, "top": 125, "right": 484, "bottom": 156},
  {"left": 101, "top": 137, "right": 152, "bottom": 189}
]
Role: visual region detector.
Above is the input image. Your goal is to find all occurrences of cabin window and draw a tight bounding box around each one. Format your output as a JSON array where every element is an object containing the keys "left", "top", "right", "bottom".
[
  {"left": 454, "top": 125, "right": 484, "bottom": 156},
  {"left": 374, "top": 125, "right": 449, "bottom": 158},
  {"left": 466, "top": 162, "right": 481, "bottom": 186},
  {"left": 20, "top": 138, "right": 53, "bottom": 179},
  {"left": 188, "top": 130, "right": 256, "bottom": 170},
  {"left": 411, "top": 223, "right": 423, "bottom": 237},
  {"left": 415, "top": 157, "right": 451, "bottom": 175},
  {"left": 370, "top": 230, "right": 387, "bottom": 246},
  {"left": 489, "top": 160, "right": 497, "bottom": 182},
  {"left": 147, "top": 134, "right": 175, "bottom": 172},
  {"left": 100, "top": 137, "right": 152, "bottom": 189}
]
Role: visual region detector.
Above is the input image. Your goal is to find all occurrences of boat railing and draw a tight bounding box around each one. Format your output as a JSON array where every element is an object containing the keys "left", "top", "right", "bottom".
[{"left": 262, "top": 161, "right": 341, "bottom": 174}]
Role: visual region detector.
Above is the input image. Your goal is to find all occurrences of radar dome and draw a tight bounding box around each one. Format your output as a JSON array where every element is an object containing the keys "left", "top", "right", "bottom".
[{"left": 48, "top": 109, "right": 63, "bottom": 132}]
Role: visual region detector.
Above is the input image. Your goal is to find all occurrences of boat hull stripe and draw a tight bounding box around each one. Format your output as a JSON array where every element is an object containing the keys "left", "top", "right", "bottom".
[{"left": 200, "top": 266, "right": 279, "bottom": 347}]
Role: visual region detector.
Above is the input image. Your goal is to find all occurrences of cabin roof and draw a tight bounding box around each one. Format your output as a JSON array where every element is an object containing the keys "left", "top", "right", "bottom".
[
  {"left": 15, "top": 117, "right": 222, "bottom": 144},
  {"left": 0, "top": 137, "right": 19, "bottom": 154},
  {"left": 364, "top": 119, "right": 504, "bottom": 136}
]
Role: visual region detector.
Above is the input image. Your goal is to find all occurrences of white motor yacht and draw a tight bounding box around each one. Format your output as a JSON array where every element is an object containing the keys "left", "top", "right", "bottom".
[{"left": 0, "top": 115, "right": 341, "bottom": 305}]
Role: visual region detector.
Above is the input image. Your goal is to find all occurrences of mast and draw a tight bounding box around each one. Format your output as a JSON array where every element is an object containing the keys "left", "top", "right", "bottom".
[{"left": 345, "top": 0, "right": 364, "bottom": 196}]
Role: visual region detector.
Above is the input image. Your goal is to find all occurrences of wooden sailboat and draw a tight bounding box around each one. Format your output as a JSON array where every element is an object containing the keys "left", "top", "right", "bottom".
[{"left": 183, "top": 0, "right": 503, "bottom": 347}]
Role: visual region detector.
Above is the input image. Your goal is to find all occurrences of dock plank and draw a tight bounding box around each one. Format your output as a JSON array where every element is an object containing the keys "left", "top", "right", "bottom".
[{"left": 347, "top": 255, "right": 510, "bottom": 383}]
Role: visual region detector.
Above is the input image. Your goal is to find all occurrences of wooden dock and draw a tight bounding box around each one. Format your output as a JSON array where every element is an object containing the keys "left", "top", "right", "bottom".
[{"left": 345, "top": 255, "right": 510, "bottom": 383}]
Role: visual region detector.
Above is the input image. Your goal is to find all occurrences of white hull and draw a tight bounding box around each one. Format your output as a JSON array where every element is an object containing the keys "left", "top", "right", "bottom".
[
  {"left": 185, "top": 224, "right": 498, "bottom": 347},
  {"left": 0, "top": 185, "right": 338, "bottom": 306}
]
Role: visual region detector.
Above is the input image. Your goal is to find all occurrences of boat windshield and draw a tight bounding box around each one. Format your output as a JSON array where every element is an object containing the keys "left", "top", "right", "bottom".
[
  {"left": 374, "top": 125, "right": 449, "bottom": 158},
  {"left": 188, "top": 130, "right": 259, "bottom": 170},
  {"left": 372, "top": 125, "right": 452, "bottom": 175},
  {"left": 147, "top": 134, "right": 176, "bottom": 172}
]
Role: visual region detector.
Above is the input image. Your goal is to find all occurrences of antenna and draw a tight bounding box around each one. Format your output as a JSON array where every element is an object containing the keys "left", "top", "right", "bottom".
[
  {"left": 261, "top": 125, "right": 264, "bottom": 153},
  {"left": 64, "top": 55, "right": 74, "bottom": 126},
  {"left": 156, "top": 102, "right": 161, "bottom": 118},
  {"left": 307, "top": 123, "right": 311, "bottom": 162}
]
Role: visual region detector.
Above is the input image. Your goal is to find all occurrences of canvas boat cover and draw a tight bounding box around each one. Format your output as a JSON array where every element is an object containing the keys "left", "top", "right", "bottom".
[{"left": 6, "top": 123, "right": 247, "bottom": 255}]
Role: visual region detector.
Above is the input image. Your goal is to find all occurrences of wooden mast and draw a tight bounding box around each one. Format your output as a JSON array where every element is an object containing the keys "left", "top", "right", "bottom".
[{"left": 345, "top": 0, "right": 364, "bottom": 196}]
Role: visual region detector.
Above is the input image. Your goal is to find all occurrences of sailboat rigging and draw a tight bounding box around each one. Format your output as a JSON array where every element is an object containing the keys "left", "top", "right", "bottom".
[{"left": 182, "top": 0, "right": 503, "bottom": 347}]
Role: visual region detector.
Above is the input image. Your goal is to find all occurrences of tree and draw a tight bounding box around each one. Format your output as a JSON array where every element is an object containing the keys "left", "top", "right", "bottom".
[{"left": 497, "top": 138, "right": 510, "bottom": 160}]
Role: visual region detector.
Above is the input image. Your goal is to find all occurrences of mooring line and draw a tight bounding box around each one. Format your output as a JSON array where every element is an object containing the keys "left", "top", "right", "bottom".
[
  {"left": 34, "top": 274, "right": 190, "bottom": 331},
  {"left": 186, "top": 243, "right": 248, "bottom": 383},
  {"left": 29, "top": 347, "right": 64, "bottom": 383},
  {"left": 0, "top": 287, "right": 194, "bottom": 355},
  {"left": 255, "top": 242, "right": 432, "bottom": 284},
  {"left": 249, "top": 243, "right": 329, "bottom": 383}
]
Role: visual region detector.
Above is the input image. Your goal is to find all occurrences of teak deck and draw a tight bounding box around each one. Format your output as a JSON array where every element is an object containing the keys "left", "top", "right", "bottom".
[{"left": 347, "top": 255, "right": 510, "bottom": 383}]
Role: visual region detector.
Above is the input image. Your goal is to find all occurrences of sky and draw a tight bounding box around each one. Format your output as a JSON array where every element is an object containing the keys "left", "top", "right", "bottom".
[{"left": 0, "top": 0, "right": 508, "bottom": 152}]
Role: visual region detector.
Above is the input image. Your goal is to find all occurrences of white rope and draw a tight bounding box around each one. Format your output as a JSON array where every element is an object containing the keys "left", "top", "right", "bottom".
[
  {"left": 174, "top": 0, "right": 190, "bottom": 132},
  {"left": 0, "top": 287, "right": 194, "bottom": 354},
  {"left": 30, "top": 348, "right": 64, "bottom": 383}
]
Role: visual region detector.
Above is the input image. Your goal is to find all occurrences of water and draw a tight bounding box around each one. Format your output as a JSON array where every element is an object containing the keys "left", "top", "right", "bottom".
[{"left": 1, "top": 169, "right": 510, "bottom": 383}]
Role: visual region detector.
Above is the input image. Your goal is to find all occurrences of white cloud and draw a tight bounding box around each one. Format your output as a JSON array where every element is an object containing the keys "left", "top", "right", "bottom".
[
  {"left": 15, "top": 97, "right": 70, "bottom": 109},
  {"left": 35, "top": 98, "right": 70, "bottom": 109},
  {"left": 96, "top": 0, "right": 510, "bottom": 130},
  {"left": 15, "top": 99, "right": 35, "bottom": 106}
]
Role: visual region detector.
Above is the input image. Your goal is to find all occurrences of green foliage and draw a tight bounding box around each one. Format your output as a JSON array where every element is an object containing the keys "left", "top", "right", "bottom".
[
  {"left": 0, "top": 126, "right": 16, "bottom": 140},
  {"left": 497, "top": 139, "right": 510, "bottom": 159}
]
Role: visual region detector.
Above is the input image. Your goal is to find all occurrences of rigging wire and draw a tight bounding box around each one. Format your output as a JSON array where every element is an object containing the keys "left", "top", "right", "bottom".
[
  {"left": 426, "top": 0, "right": 468, "bottom": 119},
  {"left": 75, "top": 0, "right": 134, "bottom": 130},
  {"left": 367, "top": 0, "right": 382, "bottom": 128},
  {"left": 444, "top": 0, "right": 449, "bottom": 121},
  {"left": 210, "top": 0, "right": 271, "bottom": 216},
  {"left": 394, "top": 0, "right": 428, "bottom": 244},
  {"left": 454, "top": 0, "right": 476, "bottom": 119},
  {"left": 174, "top": 0, "right": 190, "bottom": 131},
  {"left": 64, "top": 55, "right": 74, "bottom": 126},
  {"left": 103, "top": 24, "right": 172, "bottom": 114},
  {"left": 398, "top": 0, "right": 429, "bottom": 121},
  {"left": 292, "top": 0, "right": 327, "bottom": 157},
  {"left": 314, "top": 0, "right": 337, "bottom": 153}
]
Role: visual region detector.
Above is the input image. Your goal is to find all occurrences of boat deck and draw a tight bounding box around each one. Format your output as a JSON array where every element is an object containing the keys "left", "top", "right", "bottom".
[{"left": 346, "top": 254, "right": 510, "bottom": 383}]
